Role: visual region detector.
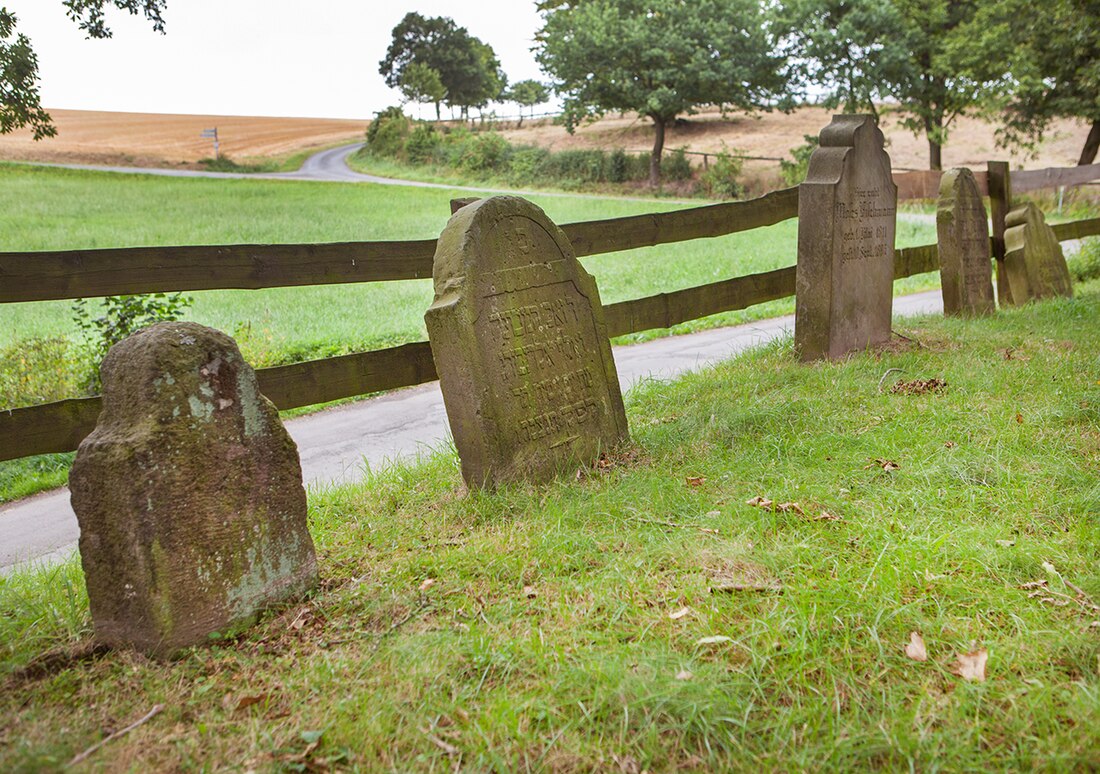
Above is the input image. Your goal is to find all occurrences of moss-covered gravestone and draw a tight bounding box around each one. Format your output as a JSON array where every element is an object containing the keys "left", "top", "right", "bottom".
[
  {"left": 937, "top": 168, "right": 995, "bottom": 316},
  {"left": 425, "top": 196, "right": 628, "bottom": 489},
  {"left": 794, "top": 115, "right": 897, "bottom": 361},
  {"left": 70, "top": 322, "right": 317, "bottom": 657},
  {"left": 1002, "top": 202, "right": 1073, "bottom": 305}
]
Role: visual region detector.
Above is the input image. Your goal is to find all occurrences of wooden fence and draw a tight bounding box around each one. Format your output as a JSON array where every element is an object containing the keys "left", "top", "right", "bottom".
[{"left": 2, "top": 163, "right": 1099, "bottom": 463}]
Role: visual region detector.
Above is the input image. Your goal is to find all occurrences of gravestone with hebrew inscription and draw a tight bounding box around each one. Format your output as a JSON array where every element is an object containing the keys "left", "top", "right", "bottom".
[
  {"left": 794, "top": 115, "right": 897, "bottom": 361},
  {"left": 1002, "top": 202, "right": 1073, "bottom": 305},
  {"left": 937, "top": 168, "right": 995, "bottom": 316},
  {"left": 70, "top": 322, "right": 318, "bottom": 657},
  {"left": 425, "top": 195, "right": 628, "bottom": 489}
]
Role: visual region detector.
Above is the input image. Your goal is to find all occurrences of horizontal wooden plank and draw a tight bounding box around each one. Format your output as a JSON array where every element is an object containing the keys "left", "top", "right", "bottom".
[
  {"left": 1051, "top": 217, "right": 1100, "bottom": 241},
  {"left": 561, "top": 187, "right": 799, "bottom": 258},
  {"left": 894, "top": 170, "right": 990, "bottom": 200},
  {"left": 0, "top": 342, "right": 439, "bottom": 461},
  {"left": 604, "top": 266, "right": 797, "bottom": 337},
  {"left": 893, "top": 243, "right": 940, "bottom": 279},
  {"left": 0, "top": 240, "right": 438, "bottom": 304},
  {"left": 257, "top": 341, "right": 437, "bottom": 411},
  {"left": 1011, "top": 163, "right": 1100, "bottom": 194}
]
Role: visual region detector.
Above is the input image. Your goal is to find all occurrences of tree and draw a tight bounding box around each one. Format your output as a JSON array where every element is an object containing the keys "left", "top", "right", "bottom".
[
  {"left": 398, "top": 62, "right": 446, "bottom": 120},
  {"left": 0, "top": 1, "right": 167, "bottom": 139},
  {"left": 779, "top": 0, "right": 999, "bottom": 170},
  {"left": 970, "top": 0, "right": 1100, "bottom": 165},
  {"left": 504, "top": 79, "right": 550, "bottom": 126},
  {"left": 379, "top": 13, "right": 505, "bottom": 122},
  {"left": 535, "top": 0, "right": 788, "bottom": 186}
]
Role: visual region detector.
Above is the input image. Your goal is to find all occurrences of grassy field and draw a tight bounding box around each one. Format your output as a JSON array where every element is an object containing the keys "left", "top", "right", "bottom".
[
  {"left": 0, "top": 163, "right": 938, "bottom": 360},
  {"left": 2, "top": 283, "right": 1098, "bottom": 770}
]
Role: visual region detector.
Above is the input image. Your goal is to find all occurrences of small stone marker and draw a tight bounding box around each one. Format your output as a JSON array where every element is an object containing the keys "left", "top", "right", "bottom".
[
  {"left": 936, "top": 168, "right": 995, "bottom": 316},
  {"left": 425, "top": 195, "right": 628, "bottom": 489},
  {"left": 795, "top": 115, "right": 897, "bottom": 361},
  {"left": 1002, "top": 202, "right": 1073, "bottom": 305},
  {"left": 70, "top": 322, "right": 318, "bottom": 657}
]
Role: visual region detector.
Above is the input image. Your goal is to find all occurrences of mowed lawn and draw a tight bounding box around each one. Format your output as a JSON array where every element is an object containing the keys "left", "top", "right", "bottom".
[
  {"left": 2, "top": 284, "right": 1098, "bottom": 770},
  {"left": 0, "top": 163, "right": 938, "bottom": 366}
]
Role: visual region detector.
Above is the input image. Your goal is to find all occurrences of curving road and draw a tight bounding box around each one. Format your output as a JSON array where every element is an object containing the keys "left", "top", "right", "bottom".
[{"left": 0, "top": 144, "right": 948, "bottom": 573}]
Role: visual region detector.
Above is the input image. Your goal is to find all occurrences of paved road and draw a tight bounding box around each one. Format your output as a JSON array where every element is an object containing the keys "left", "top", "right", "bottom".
[{"left": 0, "top": 290, "right": 944, "bottom": 574}]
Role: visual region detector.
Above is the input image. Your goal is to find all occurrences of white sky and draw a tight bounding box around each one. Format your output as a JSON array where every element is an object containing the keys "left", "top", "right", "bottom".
[{"left": 7, "top": 1, "right": 549, "bottom": 119}]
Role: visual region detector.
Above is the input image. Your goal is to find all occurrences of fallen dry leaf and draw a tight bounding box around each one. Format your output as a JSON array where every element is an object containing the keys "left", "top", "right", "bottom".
[
  {"left": 815, "top": 511, "right": 843, "bottom": 522},
  {"left": 864, "top": 458, "right": 901, "bottom": 472},
  {"left": 891, "top": 377, "right": 947, "bottom": 396},
  {"left": 522, "top": 585, "right": 537, "bottom": 599},
  {"left": 952, "top": 648, "right": 988, "bottom": 682},
  {"left": 675, "top": 669, "right": 693, "bottom": 681},
  {"left": 904, "top": 632, "right": 928, "bottom": 662},
  {"left": 775, "top": 501, "right": 804, "bottom": 515},
  {"left": 1020, "top": 580, "right": 1048, "bottom": 590},
  {"left": 669, "top": 607, "right": 690, "bottom": 620},
  {"left": 1016, "top": 413, "right": 1024, "bottom": 424},
  {"left": 696, "top": 635, "right": 733, "bottom": 646},
  {"left": 419, "top": 578, "right": 436, "bottom": 592},
  {"left": 745, "top": 496, "right": 774, "bottom": 509},
  {"left": 686, "top": 476, "right": 706, "bottom": 488},
  {"left": 944, "top": 441, "right": 957, "bottom": 448}
]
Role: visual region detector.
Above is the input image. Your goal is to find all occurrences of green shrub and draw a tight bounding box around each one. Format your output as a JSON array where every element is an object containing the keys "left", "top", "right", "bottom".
[
  {"left": 1068, "top": 237, "right": 1100, "bottom": 282},
  {"left": 508, "top": 146, "right": 551, "bottom": 184},
  {"left": 405, "top": 124, "right": 440, "bottom": 165},
  {"left": 365, "top": 106, "right": 411, "bottom": 159},
  {"left": 608, "top": 149, "right": 629, "bottom": 183},
  {"left": 458, "top": 132, "right": 510, "bottom": 173},
  {"left": 663, "top": 147, "right": 694, "bottom": 182},
  {"left": 72, "top": 293, "right": 192, "bottom": 391},
  {"left": 541, "top": 149, "right": 608, "bottom": 183},
  {"left": 780, "top": 134, "right": 819, "bottom": 187},
  {"left": 696, "top": 147, "right": 745, "bottom": 199}
]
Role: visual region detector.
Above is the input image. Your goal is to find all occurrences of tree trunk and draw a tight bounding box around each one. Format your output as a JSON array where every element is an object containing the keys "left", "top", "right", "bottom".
[
  {"left": 649, "top": 116, "right": 667, "bottom": 187},
  {"left": 925, "top": 114, "right": 943, "bottom": 171},
  {"left": 434, "top": 102, "right": 441, "bottom": 121},
  {"left": 1079, "top": 119, "right": 1100, "bottom": 165}
]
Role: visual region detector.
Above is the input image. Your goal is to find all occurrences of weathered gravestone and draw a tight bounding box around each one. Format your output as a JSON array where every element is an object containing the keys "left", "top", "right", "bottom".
[
  {"left": 794, "top": 115, "right": 897, "bottom": 361},
  {"left": 1001, "top": 202, "right": 1073, "bottom": 305},
  {"left": 425, "top": 195, "right": 628, "bottom": 489},
  {"left": 937, "top": 168, "right": 995, "bottom": 316},
  {"left": 70, "top": 322, "right": 318, "bottom": 657}
]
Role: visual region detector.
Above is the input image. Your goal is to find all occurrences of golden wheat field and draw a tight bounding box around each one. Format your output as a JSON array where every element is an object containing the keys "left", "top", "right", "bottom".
[{"left": 0, "top": 108, "right": 367, "bottom": 167}]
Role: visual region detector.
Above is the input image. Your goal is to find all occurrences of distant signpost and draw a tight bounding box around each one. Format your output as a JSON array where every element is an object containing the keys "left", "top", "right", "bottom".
[{"left": 200, "top": 127, "right": 219, "bottom": 160}]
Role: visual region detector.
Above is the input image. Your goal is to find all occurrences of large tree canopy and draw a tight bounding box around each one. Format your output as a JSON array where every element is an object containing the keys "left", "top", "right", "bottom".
[
  {"left": 969, "top": 0, "right": 1100, "bottom": 165},
  {"left": 779, "top": 0, "right": 997, "bottom": 170},
  {"left": 535, "top": 0, "right": 788, "bottom": 185},
  {"left": 379, "top": 13, "right": 506, "bottom": 120},
  {"left": 0, "top": 1, "right": 167, "bottom": 138}
]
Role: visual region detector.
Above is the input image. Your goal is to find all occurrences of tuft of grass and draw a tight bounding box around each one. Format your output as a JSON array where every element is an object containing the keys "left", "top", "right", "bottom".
[{"left": 2, "top": 283, "right": 1098, "bottom": 770}]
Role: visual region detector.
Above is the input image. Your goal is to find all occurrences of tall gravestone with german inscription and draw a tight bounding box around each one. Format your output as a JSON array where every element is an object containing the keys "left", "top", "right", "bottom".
[
  {"left": 794, "top": 115, "right": 897, "bottom": 361},
  {"left": 937, "top": 168, "right": 995, "bottom": 316},
  {"left": 425, "top": 196, "right": 628, "bottom": 489},
  {"left": 1002, "top": 202, "right": 1073, "bottom": 304},
  {"left": 70, "top": 322, "right": 318, "bottom": 658}
]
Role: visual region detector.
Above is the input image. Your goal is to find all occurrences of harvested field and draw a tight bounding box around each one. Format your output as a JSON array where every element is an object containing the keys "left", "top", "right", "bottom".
[{"left": 0, "top": 109, "right": 366, "bottom": 168}]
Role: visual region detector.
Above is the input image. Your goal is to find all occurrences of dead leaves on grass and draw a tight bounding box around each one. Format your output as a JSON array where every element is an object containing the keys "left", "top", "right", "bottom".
[
  {"left": 745, "top": 495, "right": 842, "bottom": 523},
  {"left": 952, "top": 649, "right": 989, "bottom": 682},
  {"left": 891, "top": 377, "right": 947, "bottom": 396},
  {"left": 864, "top": 458, "right": 901, "bottom": 472},
  {"left": 904, "top": 632, "right": 928, "bottom": 662}
]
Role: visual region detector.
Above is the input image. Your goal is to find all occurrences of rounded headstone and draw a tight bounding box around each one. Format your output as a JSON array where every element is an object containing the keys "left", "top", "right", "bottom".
[{"left": 70, "top": 322, "right": 318, "bottom": 657}]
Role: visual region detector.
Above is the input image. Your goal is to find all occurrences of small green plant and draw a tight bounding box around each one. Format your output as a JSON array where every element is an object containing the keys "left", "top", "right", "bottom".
[
  {"left": 780, "top": 134, "right": 819, "bottom": 187},
  {"left": 72, "top": 293, "right": 193, "bottom": 389},
  {"left": 696, "top": 145, "right": 745, "bottom": 199}
]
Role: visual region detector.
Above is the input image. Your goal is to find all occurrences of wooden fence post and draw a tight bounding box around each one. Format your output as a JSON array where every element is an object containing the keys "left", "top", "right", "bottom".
[{"left": 987, "top": 161, "right": 1013, "bottom": 304}]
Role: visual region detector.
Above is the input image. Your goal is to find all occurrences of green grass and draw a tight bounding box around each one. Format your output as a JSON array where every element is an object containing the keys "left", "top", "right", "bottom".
[{"left": 2, "top": 284, "right": 1098, "bottom": 770}]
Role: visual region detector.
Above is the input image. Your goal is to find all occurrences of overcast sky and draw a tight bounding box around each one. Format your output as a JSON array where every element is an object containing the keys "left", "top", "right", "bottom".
[{"left": 8, "top": 1, "right": 548, "bottom": 118}]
